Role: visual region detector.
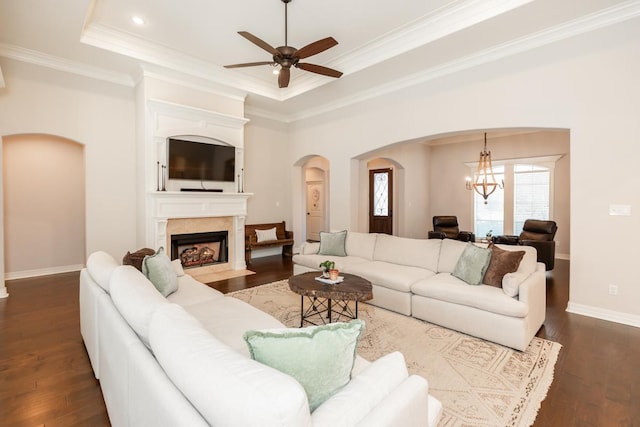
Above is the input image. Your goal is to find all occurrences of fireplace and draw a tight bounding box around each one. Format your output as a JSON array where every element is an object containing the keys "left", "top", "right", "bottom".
[{"left": 170, "top": 231, "right": 228, "bottom": 269}]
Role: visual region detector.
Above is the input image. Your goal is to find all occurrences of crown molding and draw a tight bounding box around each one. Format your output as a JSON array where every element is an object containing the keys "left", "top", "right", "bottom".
[
  {"left": 0, "top": 43, "right": 134, "bottom": 87},
  {"left": 139, "top": 65, "right": 248, "bottom": 102},
  {"left": 80, "top": 22, "right": 284, "bottom": 100},
  {"left": 284, "top": 0, "right": 640, "bottom": 123}
]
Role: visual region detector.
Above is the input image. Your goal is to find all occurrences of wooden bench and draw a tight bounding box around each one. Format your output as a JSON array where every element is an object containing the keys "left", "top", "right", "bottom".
[{"left": 244, "top": 221, "right": 294, "bottom": 264}]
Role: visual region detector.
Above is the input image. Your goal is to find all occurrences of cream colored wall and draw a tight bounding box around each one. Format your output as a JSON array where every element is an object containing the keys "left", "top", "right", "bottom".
[
  {"left": 244, "top": 115, "right": 291, "bottom": 225},
  {"left": 288, "top": 20, "right": 640, "bottom": 324},
  {"left": 428, "top": 131, "right": 570, "bottom": 257},
  {"left": 0, "top": 59, "right": 137, "bottom": 260},
  {"left": 3, "top": 135, "right": 85, "bottom": 276}
]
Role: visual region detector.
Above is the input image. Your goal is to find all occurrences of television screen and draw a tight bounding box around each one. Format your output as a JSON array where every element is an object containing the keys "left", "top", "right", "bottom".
[{"left": 168, "top": 138, "right": 235, "bottom": 182}]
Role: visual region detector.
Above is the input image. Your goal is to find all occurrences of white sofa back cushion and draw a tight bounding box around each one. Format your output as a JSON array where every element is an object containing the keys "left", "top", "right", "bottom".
[
  {"left": 149, "top": 304, "right": 311, "bottom": 427},
  {"left": 110, "top": 265, "right": 168, "bottom": 347},
  {"left": 436, "top": 239, "right": 469, "bottom": 273},
  {"left": 345, "top": 232, "right": 378, "bottom": 260},
  {"left": 86, "top": 251, "right": 119, "bottom": 293},
  {"left": 373, "top": 234, "right": 441, "bottom": 271}
]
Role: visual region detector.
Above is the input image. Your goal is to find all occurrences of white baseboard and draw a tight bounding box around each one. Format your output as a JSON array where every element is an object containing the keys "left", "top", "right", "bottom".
[
  {"left": 556, "top": 253, "right": 570, "bottom": 260},
  {"left": 5, "top": 264, "right": 84, "bottom": 280},
  {"left": 566, "top": 301, "right": 640, "bottom": 328}
]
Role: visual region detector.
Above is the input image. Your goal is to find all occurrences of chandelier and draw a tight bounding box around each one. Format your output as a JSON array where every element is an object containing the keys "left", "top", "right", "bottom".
[{"left": 465, "top": 132, "right": 504, "bottom": 203}]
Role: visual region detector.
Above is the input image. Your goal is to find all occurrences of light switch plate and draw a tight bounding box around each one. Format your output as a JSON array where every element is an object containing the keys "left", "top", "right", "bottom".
[{"left": 609, "top": 204, "right": 632, "bottom": 216}]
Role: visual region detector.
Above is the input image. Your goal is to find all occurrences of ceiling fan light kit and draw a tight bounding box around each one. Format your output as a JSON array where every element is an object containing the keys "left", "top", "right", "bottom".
[{"left": 224, "top": 0, "right": 343, "bottom": 88}]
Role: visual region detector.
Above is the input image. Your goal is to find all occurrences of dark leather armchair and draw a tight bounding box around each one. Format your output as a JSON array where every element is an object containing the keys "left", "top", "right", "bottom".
[
  {"left": 428, "top": 216, "right": 475, "bottom": 242},
  {"left": 492, "top": 219, "right": 557, "bottom": 270}
]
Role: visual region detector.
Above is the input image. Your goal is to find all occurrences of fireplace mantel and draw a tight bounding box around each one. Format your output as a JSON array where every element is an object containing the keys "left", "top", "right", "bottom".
[{"left": 148, "top": 191, "right": 253, "bottom": 270}]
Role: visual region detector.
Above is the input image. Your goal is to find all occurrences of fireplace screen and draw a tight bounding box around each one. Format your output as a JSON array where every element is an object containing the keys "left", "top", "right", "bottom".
[{"left": 170, "top": 231, "right": 228, "bottom": 269}]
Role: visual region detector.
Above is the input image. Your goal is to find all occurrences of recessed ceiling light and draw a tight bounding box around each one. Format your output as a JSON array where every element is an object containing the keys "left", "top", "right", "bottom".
[{"left": 132, "top": 16, "right": 145, "bottom": 26}]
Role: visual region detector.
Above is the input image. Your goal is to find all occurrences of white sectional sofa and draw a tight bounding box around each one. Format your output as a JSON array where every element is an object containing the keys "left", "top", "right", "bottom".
[
  {"left": 79, "top": 251, "right": 442, "bottom": 427},
  {"left": 293, "top": 232, "right": 546, "bottom": 351}
]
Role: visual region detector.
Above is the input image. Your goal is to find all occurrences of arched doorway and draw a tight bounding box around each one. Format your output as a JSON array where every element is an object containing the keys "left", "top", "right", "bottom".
[{"left": 2, "top": 134, "right": 85, "bottom": 279}]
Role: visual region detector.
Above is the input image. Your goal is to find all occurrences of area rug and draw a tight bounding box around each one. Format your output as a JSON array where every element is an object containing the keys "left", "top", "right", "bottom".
[{"left": 230, "top": 281, "right": 561, "bottom": 427}]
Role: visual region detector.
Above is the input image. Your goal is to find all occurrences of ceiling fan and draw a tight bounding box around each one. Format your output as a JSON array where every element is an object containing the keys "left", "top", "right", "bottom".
[{"left": 224, "top": 0, "right": 343, "bottom": 88}]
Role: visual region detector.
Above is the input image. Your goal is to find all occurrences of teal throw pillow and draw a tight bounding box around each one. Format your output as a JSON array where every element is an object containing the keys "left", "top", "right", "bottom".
[
  {"left": 141, "top": 247, "right": 179, "bottom": 297},
  {"left": 244, "top": 319, "right": 364, "bottom": 412},
  {"left": 452, "top": 243, "right": 492, "bottom": 285},
  {"left": 318, "top": 230, "right": 347, "bottom": 257}
]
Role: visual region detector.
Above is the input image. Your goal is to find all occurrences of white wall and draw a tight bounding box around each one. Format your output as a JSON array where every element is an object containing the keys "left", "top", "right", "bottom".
[
  {"left": 287, "top": 20, "right": 640, "bottom": 323},
  {"left": 3, "top": 134, "right": 85, "bottom": 276},
  {"left": 0, "top": 59, "right": 137, "bottom": 261},
  {"left": 244, "top": 115, "right": 291, "bottom": 225}
]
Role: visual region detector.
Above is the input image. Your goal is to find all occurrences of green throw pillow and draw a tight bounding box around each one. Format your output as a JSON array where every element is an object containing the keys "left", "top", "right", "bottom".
[
  {"left": 318, "top": 230, "right": 347, "bottom": 257},
  {"left": 452, "top": 243, "right": 492, "bottom": 285},
  {"left": 244, "top": 319, "right": 364, "bottom": 412},
  {"left": 141, "top": 247, "right": 179, "bottom": 297}
]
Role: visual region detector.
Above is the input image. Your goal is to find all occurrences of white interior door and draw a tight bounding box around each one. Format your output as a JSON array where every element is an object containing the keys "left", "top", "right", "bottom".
[{"left": 306, "top": 181, "right": 324, "bottom": 241}]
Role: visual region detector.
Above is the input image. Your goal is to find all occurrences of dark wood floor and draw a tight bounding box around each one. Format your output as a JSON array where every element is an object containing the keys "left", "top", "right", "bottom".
[{"left": 0, "top": 257, "right": 638, "bottom": 426}]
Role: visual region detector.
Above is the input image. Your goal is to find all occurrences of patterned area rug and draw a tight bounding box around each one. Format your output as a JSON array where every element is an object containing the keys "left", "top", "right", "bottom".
[{"left": 230, "top": 281, "right": 561, "bottom": 427}]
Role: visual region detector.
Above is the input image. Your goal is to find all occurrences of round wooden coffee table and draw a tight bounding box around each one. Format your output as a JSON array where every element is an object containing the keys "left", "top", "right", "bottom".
[{"left": 288, "top": 272, "right": 373, "bottom": 327}]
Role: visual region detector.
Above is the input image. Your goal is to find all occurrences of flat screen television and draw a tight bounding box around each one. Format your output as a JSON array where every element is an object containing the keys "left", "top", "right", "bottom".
[{"left": 168, "top": 138, "right": 235, "bottom": 182}]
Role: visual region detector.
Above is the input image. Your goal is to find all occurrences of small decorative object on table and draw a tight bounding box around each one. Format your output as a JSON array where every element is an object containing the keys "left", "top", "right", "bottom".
[{"left": 319, "top": 260, "right": 339, "bottom": 281}]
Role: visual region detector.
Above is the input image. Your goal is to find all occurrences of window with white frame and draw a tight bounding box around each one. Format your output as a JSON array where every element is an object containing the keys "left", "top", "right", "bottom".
[{"left": 471, "top": 156, "right": 558, "bottom": 237}]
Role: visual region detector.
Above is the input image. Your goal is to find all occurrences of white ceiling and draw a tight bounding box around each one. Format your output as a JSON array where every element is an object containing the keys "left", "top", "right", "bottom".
[{"left": 1, "top": 0, "right": 639, "bottom": 121}]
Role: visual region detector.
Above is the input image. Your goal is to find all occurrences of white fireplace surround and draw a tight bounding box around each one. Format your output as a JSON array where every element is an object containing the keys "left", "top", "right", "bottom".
[
  {"left": 140, "top": 93, "right": 251, "bottom": 273},
  {"left": 149, "top": 191, "right": 252, "bottom": 271}
]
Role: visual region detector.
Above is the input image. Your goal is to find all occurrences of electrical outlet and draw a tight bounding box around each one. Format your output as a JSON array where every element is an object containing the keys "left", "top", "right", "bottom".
[{"left": 608, "top": 284, "right": 618, "bottom": 296}]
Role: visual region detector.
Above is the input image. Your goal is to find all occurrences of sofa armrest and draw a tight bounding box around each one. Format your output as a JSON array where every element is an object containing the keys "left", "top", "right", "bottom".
[
  {"left": 355, "top": 375, "right": 436, "bottom": 427},
  {"left": 312, "top": 352, "right": 433, "bottom": 427},
  {"left": 492, "top": 235, "right": 520, "bottom": 245},
  {"left": 515, "top": 263, "right": 546, "bottom": 329},
  {"left": 427, "top": 231, "right": 445, "bottom": 240},
  {"left": 300, "top": 241, "right": 320, "bottom": 255},
  {"left": 458, "top": 231, "right": 475, "bottom": 242}
]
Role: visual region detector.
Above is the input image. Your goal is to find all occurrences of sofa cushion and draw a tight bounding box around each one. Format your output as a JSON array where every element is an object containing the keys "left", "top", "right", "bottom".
[
  {"left": 411, "top": 273, "right": 529, "bottom": 318},
  {"left": 311, "top": 351, "right": 409, "bottom": 426},
  {"left": 110, "top": 265, "right": 169, "bottom": 347},
  {"left": 373, "top": 234, "right": 441, "bottom": 271},
  {"left": 141, "top": 247, "right": 178, "bottom": 297},
  {"left": 437, "top": 239, "right": 468, "bottom": 273},
  {"left": 244, "top": 320, "right": 364, "bottom": 412},
  {"left": 452, "top": 244, "right": 492, "bottom": 285},
  {"left": 166, "top": 274, "right": 224, "bottom": 307},
  {"left": 494, "top": 244, "right": 538, "bottom": 296},
  {"left": 292, "top": 254, "right": 369, "bottom": 272},
  {"left": 483, "top": 244, "right": 525, "bottom": 288},
  {"left": 318, "top": 230, "right": 348, "bottom": 257},
  {"left": 345, "top": 231, "right": 378, "bottom": 260},
  {"left": 86, "top": 251, "right": 119, "bottom": 293},
  {"left": 150, "top": 304, "right": 311, "bottom": 427},
  {"left": 347, "top": 261, "right": 435, "bottom": 293},
  {"left": 185, "top": 297, "right": 285, "bottom": 356}
]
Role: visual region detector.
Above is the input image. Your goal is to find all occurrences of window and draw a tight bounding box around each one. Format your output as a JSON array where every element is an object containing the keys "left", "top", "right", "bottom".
[
  {"left": 471, "top": 157, "right": 556, "bottom": 236},
  {"left": 514, "top": 164, "right": 550, "bottom": 234},
  {"left": 474, "top": 166, "right": 504, "bottom": 237}
]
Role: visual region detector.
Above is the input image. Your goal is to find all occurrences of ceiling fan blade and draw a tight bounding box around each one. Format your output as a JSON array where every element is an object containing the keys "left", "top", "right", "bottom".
[
  {"left": 296, "top": 63, "right": 343, "bottom": 78},
  {"left": 295, "top": 37, "right": 338, "bottom": 59},
  {"left": 278, "top": 67, "right": 291, "bottom": 88},
  {"left": 224, "top": 61, "right": 274, "bottom": 69},
  {"left": 237, "top": 31, "right": 279, "bottom": 55}
]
